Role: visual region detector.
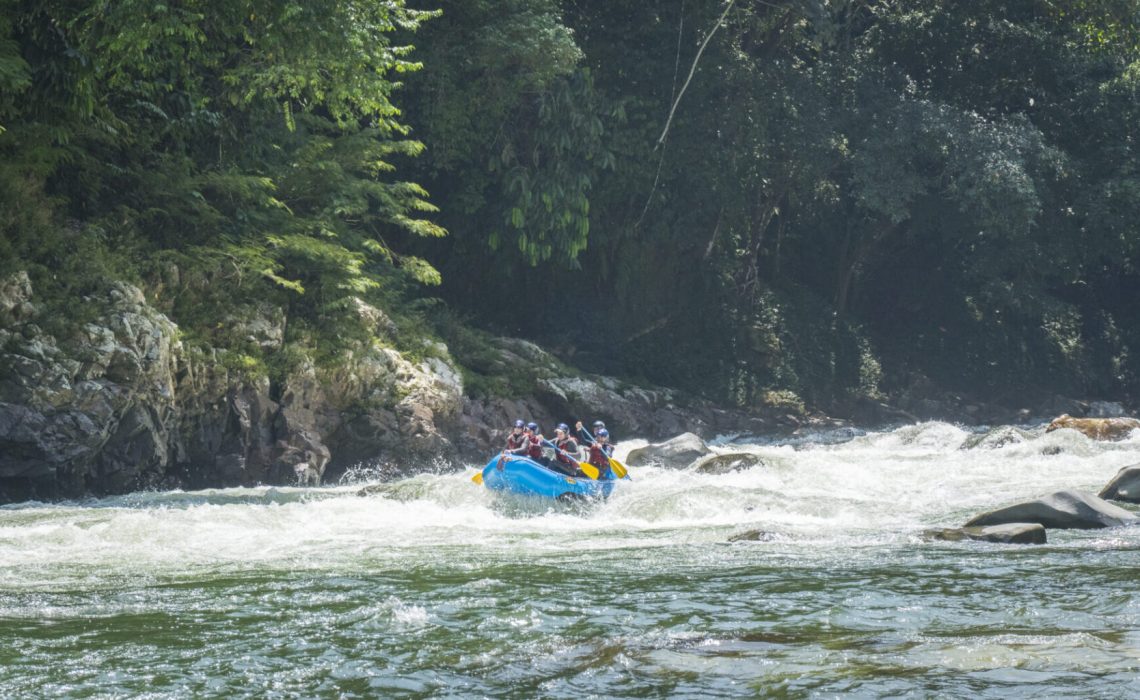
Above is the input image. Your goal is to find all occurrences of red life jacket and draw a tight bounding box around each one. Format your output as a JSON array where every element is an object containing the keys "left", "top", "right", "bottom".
[
  {"left": 524, "top": 434, "right": 544, "bottom": 461},
  {"left": 553, "top": 436, "right": 579, "bottom": 464},
  {"left": 506, "top": 431, "right": 527, "bottom": 450},
  {"left": 588, "top": 442, "right": 611, "bottom": 469}
]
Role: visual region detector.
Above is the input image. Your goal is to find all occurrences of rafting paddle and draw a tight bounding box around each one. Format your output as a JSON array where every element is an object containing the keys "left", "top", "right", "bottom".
[
  {"left": 605, "top": 453, "right": 629, "bottom": 479},
  {"left": 542, "top": 439, "right": 600, "bottom": 480},
  {"left": 575, "top": 421, "right": 629, "bottom": 479}
]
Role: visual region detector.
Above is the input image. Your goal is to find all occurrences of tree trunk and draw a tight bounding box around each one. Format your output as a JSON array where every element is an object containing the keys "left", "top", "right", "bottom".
[{"left": 835, "top": 219, "right": 903, "bottom": 318}]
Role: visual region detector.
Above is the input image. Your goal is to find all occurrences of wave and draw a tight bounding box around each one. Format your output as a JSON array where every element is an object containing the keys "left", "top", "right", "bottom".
[{"left": 2, "top": 422, "right": 1138, "bottom": 587}]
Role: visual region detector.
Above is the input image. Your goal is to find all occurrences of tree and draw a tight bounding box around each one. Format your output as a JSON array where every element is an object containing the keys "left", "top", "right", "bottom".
[{"left": 2, "top": 0, "right": 445, "bottom": 352}]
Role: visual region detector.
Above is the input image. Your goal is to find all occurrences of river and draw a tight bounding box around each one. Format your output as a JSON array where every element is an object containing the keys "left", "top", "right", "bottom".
[{"left": 2, "top": 422, "right": 1139, "bottom": 698}]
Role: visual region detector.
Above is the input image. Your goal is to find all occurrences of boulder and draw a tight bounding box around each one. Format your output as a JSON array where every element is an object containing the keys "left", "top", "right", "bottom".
[
  {"left": 960, "top": 426, "right": 1033, "bottom": 450},
  {"left": 1099, "top": 464, "right": 1140, "bottom": 504},
  {"left": 692, "top": 452, "right": 764, "bottom": 475},
  {"left": 728, "top": 529, "right": 777, "bottom": 542},
  {"left": 924, "top": 523, "right": 1047, "bottom": 545},
  {"left": 626, "top": 432, "right": 711, "bottom": 468},
  {"left": 1045, "top": 414, "right": 1140, "bottom": 441},
  {"left": 964, "top": 490, "right": 1138, "bottom": 529}
]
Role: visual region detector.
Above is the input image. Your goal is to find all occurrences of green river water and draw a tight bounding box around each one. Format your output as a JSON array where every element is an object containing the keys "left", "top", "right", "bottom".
[{"left": 2, "top": 422, "right": 1139, "bottom": 698}]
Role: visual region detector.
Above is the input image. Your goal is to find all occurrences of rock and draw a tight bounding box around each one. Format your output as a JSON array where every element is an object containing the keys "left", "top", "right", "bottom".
[
  {"left": 924, "top": 523, "right": 1047, "bottom": 545},
  {"left": 293, "top": 460, "right": 321, "bottom": 486},
  {"left": 626, "top": 432, "right": 711, "bottom": 468},
  {"left": 1099, "top": 464, "right": 1140, "bottom": 504},
  {"left": 225, "top": 303, "right": 285, "bottom": 351},
  {"left": 350, "top": 297, "right": 398, "bottom": 339},
  {"left": 1045, "top": 414, "right": 1140, "bottom": 441},
  {"left": 0, "top": 271, "right": 37, "bottom": 325},
  {"left": 692, "top": 452, "right": 764, "bottom": 475},
  {"left": 960, "top": 426, "right": 1034, "bottom": 450},
  {"left": 0, "top": 402, "right": 52, "bottom": 479},
  {"left": 94, "top": 402, "right": 171, "bottom": 494},
  {"left": 964, "top": 490, "right": 1138, "bottom": 529},
  {"left": 728, "top": 529, "right": 777, "bottom": 542},
  {"left": 214, "top": 453, "right": 247, "bottom": 484}
]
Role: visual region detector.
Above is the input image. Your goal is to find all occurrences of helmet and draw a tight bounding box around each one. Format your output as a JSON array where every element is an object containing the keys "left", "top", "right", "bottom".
[
  {"left": 526, "top": 422, "right": 538, "bottom": 432},
  {"left": 556, "top": 422, "right": 569, "bottom": 433},
  {"left": 514, "top": 419, "right": 525, "bottom": 428},
  {"left": 593, "top": 420, "right": 606, "bottom": 429},
  {"left": 596, "top": 428, "right": 609, "bottom": 438}
]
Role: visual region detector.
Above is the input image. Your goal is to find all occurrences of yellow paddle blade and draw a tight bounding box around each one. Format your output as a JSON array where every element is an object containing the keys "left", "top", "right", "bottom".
[
  {"left": 472, "top": 471, "right": 483, "bottom": 484},
  {"left": 578, "top": 461, "right": 600, "bottom": 480},
  {"left": 608, "top": 456, "right": 629, "bottom": 479}
]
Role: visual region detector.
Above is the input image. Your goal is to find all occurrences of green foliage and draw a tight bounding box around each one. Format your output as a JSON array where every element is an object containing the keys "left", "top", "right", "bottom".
[
  {"left": 399, "top": 0, "right": 605, "bottom": 268},
  {"left": 489, "top": 69, "right": 614, "bottom": 265},
  {"left": 0, "top": 10, "right": 31, "bottom": 135},
  {"left": 409, "top": 0, "right": 1140, "bottom": 406},
  {"left": 2, "top": 0, "right": 445, "bottom": 367},
  {"left": 6, "top": 0, "right": 1140, "bottom": 416}
]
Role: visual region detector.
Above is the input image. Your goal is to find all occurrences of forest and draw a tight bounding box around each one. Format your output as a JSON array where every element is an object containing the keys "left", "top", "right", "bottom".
[{"left": 3, "top": 0, "right": 1140, "bottom": 416}]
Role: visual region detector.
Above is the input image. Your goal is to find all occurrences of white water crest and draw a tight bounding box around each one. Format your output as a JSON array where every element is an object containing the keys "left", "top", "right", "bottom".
[{"left": 2, "top": 421, "right": 1138, "bottom": 591}]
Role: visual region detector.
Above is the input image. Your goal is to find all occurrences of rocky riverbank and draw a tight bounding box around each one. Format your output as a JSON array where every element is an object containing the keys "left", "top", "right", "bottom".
[
  {"left": 0, "top": 272, "right": 797, "bottom": 503},
  {"left": 1, "top": 270, "right": 1134, "bottom": 504}
]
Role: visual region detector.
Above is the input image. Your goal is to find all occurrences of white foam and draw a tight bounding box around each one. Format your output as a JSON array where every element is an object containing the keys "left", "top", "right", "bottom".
[{"left": 2, "top": 421, "right": 1138, "bottom": 588}]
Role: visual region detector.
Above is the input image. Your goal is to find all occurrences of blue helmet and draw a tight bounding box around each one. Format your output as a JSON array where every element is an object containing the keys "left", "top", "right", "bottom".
[
  {"left": 526, "top": 421, "right": 539, "bottom": 432},
  {"left": 514, "top": 419, "right": 525, "bottom": 428},
  {"left": 556, "top": 423, "right": 569, "bottom": 433},
  {"left": 596, "top": 428, "right": 609, "bottom": 438}
]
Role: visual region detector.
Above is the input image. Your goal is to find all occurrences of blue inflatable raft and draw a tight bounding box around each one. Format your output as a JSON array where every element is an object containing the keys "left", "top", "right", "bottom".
[{"left": 478, "top": 454, "right": 621, "bottom": 501}]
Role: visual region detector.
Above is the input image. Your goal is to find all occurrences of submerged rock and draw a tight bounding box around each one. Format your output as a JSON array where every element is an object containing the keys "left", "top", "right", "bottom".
[
  {"left": 924, "top": 523, "right": 1046, "bottom": 545},
  {"left": 960, "top": 426, "right": 1034, "bottom": 450},
  {"left": 626, "top": 432, "right": 711, "bottom": 468},
  {"left": 964, "top": 490, "right": 1138, "bottom": 529},
  {"left": 692, "top": 452, "right": 765, "bottom": 475},
  {"left": 728, "top": 529, "right": 778, "bottom": 542},
  {"left": 1099, "top": 464, "right": 1140, "bottom": 504}
]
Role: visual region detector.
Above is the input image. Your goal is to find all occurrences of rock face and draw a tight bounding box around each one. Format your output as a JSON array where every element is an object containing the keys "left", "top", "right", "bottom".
[
  {"left": 963, "top": 490, "right": 1138, "bottom": 529},
  {"left": 1099, "top": 464, "right": 1140, "bottom": 504},
  {"left": 1045, "top": 414, "right": 1140, "bottom": 441},
  {"left": 626, "top": 433, "right": 712, "bottom": 468},
  {"left": 0, "top": 280, "right": 182, "bottom": 499},
  {"left": 924, "top": 523, "right": 1047, "bottom": 545},
  {"left": 0, "top": 273, "right": 465, "bottom": 502}
]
